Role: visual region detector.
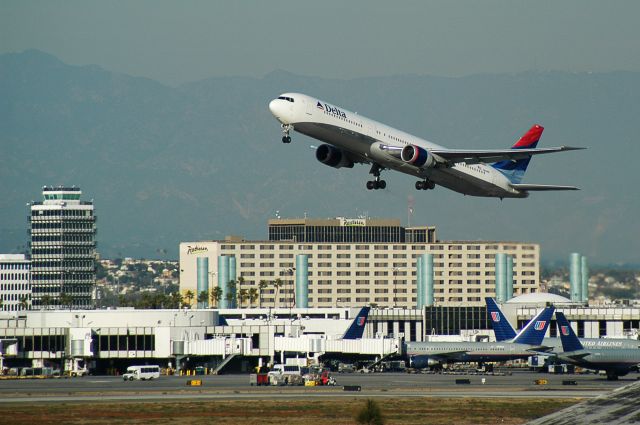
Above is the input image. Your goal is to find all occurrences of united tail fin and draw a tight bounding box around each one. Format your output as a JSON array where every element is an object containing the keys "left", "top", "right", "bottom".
[
  {"left": 555, "top": 312, "right": 584, "bottom": 353},
  {"left": 342, "top": 307, "right": 371, "bottom": 339},
  {"left": 485, "top": 297, "right": 516, "bottom": 341},
  {"left": 512, "top": 305, "right": 555, "bottom": 345},
  {"left": 491, "top": 124, "right": 544, "bottom": 184}
]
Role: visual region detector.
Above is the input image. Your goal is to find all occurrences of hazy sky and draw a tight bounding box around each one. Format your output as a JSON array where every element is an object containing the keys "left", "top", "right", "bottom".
[{"left": 3, "top": 1, "right": 640, "bottom": 86}]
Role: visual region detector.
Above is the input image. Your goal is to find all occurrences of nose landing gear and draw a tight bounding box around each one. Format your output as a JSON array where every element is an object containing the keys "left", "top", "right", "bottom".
[
  {"left": 366, "top": 163, "right": 386, "bottom": 190},
  {"left": 281, "top": 124, "right": 293, "bottom": 143},
  {"left": 415, "top": 180, "right": 435, "bottom": 190}
]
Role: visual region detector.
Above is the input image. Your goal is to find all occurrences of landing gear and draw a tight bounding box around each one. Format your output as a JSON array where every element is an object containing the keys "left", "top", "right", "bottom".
[
  {"left": 366, "top": 180, "right": 386, "bottom": 190},
  {"left": 415, "top": 180, "right": 435, "bottom": 190},
  {"left": 366, "top": 163, "right": 386, "bottom": 190},
  {"left": 281, "top": 124, "right": 293, "bottom": 143}
]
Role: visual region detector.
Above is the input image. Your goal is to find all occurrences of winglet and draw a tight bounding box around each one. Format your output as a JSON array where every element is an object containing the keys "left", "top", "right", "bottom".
[
  {"left": 556, "top": 312, "right": 584, "bottom": 353},
  {"left": 512, "top": 306, "right": 555, "bottom": 345},
  {"left": 342, "top": 307, "right": 371, "bottom": 339},
  {"left": 485, "top": 297, "right": 516, "bottom": 341}
]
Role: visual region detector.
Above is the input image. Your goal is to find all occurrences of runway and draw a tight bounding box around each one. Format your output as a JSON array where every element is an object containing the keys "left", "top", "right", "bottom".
[{"left": 0, "top": 371, "right": 635, "bottom": 403}]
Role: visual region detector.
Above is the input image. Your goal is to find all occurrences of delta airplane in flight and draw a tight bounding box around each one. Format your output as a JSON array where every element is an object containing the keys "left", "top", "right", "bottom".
[{"left": 268, "top": 93, "right": 583, "bottom": 198}]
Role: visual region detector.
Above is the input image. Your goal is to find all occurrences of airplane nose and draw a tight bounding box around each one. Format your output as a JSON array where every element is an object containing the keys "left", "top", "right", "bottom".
[
  {"left": 268, "top": 99, "right": 280, "bottom": 116},
  {"left": 269, "top": 98, "right": 289, "bottom": 124}
]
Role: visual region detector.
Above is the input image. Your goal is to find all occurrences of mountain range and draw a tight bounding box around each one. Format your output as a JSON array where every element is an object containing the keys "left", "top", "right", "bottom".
[{"left": 1, "top": 50, "right": 638, "bottom": 263}]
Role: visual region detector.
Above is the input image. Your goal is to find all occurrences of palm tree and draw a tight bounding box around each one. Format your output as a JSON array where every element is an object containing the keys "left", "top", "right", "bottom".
[
  {"left": 40, "top": 295, "right": 52, "bottom": 310},
  {"left": 170, "top": 292, "right": 183, "bottom": 309},
  {"left": 248, "top": 287, "right": 259, "bottom": 308},
  {"left": 197, "top": 290, "right": 209, "bottom": 308},
  {"left": 210, "top": 287, "right": 223, "bottom": 308},
  {"left": 60, "top": 293, "right": 73, "bottom": 310},
  {"left": 272, "top": 278, "right": 284, "bottom": 309},
  {"left": 184, "top": 290, "right": 195, "bottom": 308},
  {"left": 238, "top": 288, "right": 249, "bottom": 308},
  {"left": 19, "top": 296, "right": 29, "bottom": 311},
  {"left": 237, "top": 276, "right": 245, "bottom": 306},
  {"left": 258, "top": 280, "right": 269, "bottom": 308},
  {"left": 226, "top": 280, "right": 237, "bottom": 308}
]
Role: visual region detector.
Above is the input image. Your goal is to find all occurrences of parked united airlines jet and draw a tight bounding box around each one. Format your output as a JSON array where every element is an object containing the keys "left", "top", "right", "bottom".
[{"left": 269, "top": 93, "right": 583, "bottom": 198}]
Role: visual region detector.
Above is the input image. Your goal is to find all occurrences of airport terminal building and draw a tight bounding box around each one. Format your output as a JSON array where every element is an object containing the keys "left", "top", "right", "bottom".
[{"left": 180, "top": 217, "right": 540, "bottom": 309}]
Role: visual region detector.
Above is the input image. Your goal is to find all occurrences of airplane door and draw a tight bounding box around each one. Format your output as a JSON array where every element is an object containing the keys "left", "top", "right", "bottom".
[{"left": 306, "top": 98, "right": 313, "bottom": 116}]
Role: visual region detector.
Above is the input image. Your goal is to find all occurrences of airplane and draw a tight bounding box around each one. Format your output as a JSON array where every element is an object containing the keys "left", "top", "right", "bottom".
[
  {"left": 555, "top": 312, "right": 640, "bottom": 380},
  {"left": 268, "top": 93, "right": 584, "bottom": 198},
  {"left": 404, "top": 305, "right": 555, "bottom": 369},
  {"left": 342, "top": 306, "right": 371, "bottom": 339},
  {"left": 486, "top": 297, "right": 640, "bottom": 350}
]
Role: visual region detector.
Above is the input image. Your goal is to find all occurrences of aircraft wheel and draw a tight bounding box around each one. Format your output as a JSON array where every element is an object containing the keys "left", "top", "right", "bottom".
[
  {"left": 282, "top": 136, "right": 291, "bottom": 143},
  {"left": 415, "top": 181, "right": 423, "bottom": 190},
  {"left": 427, "top": 181, "right": 435, "bottom": 190},
  {"left": 366, "top": 181, "right": 375, "bottom": 190},
  {"left": 378, "top": 180, "right": 386, "bottom": 189}
]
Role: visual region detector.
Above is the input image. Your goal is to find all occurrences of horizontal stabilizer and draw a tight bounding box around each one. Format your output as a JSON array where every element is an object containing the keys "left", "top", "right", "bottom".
[
  {"left": 567, "top": 352, "right": 591, "bottom": 361},
  {"left": 511, "top": 184, "right": 580, "bottom": 191},
  {"left": 526, "top": 345, "right": 555, "bottom": 353}
]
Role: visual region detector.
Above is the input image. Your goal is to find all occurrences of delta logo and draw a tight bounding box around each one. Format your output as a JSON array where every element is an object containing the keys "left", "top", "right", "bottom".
[
  {"left": 357, "top": 317, "right": 365, "bottom": 326},
  {"left": 318, "top": 101, "right": 347, "bottom": 118},
  {"left": 561, "top": 326, "right": 570, "bottom": 336},
  {"left": 534, "top": 321, "right": 546, "bottom": 331},
  {"left": 491, "top": 312, "right": 500, "bottom": 322}
]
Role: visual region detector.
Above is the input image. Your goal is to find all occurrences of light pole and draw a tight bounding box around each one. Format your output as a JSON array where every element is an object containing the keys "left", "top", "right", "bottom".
[{"left": 392, "top": 267, "right": 400, "bottom": 308}]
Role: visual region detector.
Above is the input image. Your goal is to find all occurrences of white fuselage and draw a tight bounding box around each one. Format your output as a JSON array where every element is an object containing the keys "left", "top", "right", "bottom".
[{"left": 269, "top": 93, "right": 526, "bottom": 198}]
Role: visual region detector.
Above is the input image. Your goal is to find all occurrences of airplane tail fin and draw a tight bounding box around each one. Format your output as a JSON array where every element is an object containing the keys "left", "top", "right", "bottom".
[
  {"left": 512, "top": 305, "right": 555, "bottom": 345},
  {"left": 485, "top": 297, "right": 517, "bottom": 341},
  {"left": 491, "top": 124, "right": 544, "bottom": 184},
  {"left": 342, "top": 307, "right": 371, "bottom": 339},
  {"left": 555, "top": 312, "right": 584, "bottom": 352}
]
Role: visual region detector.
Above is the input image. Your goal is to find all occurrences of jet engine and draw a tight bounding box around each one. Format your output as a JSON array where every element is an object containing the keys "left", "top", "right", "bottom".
[
  {"left": 315, "top": 144, "right": 354, "bottom": 169},
  {"left": 401, "top": 145, "right": 437, "bottom": 168},
  {"left": 409, "top": 355, "right": 441, "bottom": 369}
]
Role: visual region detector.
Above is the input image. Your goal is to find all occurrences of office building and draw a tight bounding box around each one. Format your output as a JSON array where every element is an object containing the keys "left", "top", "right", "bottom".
[{"left": 0, "top": 254, "right": 31, "bottom": 312}]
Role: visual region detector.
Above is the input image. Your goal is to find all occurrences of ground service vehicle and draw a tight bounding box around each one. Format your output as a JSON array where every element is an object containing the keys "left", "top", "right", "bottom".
[{"left": 122, "top": 365, "right": 160, "bottom": 381}]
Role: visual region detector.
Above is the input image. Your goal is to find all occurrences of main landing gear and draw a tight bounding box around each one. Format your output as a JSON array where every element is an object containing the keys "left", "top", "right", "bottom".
[
  {"left": 281, "top": 124, "right": 293, "bottom": 143},
  {"left": 366, "top": 163, "right": 386, "bottom": 190},
  {"left": 415, "top": 180, "right": 435, "bottom": 190}
]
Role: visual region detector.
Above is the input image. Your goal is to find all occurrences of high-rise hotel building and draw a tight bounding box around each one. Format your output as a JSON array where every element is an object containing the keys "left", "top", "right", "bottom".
[
  {"left": 180, "top": 217, "right": 539, "bottom": 308},
  {"left": 28, "top": 187, "right": 96, "bottom": 309}
]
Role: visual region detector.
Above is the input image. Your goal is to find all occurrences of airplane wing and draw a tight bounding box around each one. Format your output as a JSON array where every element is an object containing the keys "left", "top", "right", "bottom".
[
  {"left": 430, "top": 146, "right": 584, "bottom": 165},
  {"left": 510, "top": 184, "right": 580, "bottom": 191}
]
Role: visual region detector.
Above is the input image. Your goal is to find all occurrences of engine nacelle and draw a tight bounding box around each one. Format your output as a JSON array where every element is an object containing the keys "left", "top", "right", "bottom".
[
  {"left": 315, "top": 144, "right": 354, "bottom": 169},
  {"left": 401, "top": 145, "right": 436, "bottom": 168},
  {"left": 409, "top": 355, "right": 441, "bottom": 369}
]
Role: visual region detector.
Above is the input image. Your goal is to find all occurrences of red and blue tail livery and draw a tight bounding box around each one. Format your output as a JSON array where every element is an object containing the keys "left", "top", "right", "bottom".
[
  {"left": 342, "top": 307, "right": 370, "bottom": 340},
  {"left": 491, "top": 125, "right": 544, "bottom": 184}
]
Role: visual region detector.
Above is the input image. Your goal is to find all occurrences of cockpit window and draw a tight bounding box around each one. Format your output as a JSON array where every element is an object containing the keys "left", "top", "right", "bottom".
[{"left": 277, "top": 96, "right": 294, "bottom": 103}]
